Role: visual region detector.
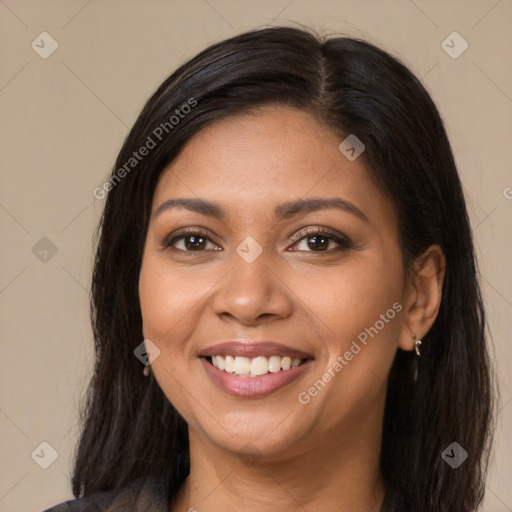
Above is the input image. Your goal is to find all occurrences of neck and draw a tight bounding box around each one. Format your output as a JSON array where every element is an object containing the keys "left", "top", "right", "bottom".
[{"left": 171, "top": 416, "right": 386, "bottom": 512}]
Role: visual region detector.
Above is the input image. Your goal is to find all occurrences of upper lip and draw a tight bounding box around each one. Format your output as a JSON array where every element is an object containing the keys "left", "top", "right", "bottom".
[{"left": 198, "top": 341, "right": 314, "bottom": 360}]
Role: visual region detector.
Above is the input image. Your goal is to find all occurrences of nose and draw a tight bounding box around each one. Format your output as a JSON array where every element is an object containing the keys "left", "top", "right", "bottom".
[{"left": 212, "top": 248, "right": 293, "bottom": 326}]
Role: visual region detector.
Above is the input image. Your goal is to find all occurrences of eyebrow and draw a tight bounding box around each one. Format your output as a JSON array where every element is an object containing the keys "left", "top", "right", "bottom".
[{"left": 153, "top": 197, "right": 369, "bottom": 223}]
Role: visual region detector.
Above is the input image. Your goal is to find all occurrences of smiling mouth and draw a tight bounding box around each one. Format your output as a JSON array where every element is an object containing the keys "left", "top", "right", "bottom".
[
  {"left": 203, "top": 354, "right": 311, "bottom": 377},
  {"left": 200, "top": 354, "right": 314, "bottom": 398}
]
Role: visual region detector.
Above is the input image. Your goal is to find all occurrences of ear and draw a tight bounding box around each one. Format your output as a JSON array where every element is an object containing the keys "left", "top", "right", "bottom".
[{"left": 398, "top": 244, "right": 446, "bottom": 351}]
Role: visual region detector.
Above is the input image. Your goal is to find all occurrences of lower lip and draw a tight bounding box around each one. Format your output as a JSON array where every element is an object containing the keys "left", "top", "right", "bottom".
[{"left": 200, "top": 357, "right": 313, "bottom": 398}]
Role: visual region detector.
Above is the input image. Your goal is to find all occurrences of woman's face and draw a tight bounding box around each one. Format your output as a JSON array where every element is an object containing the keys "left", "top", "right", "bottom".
[{"left": 139, "top": 106, "right": 413, "bottom": 459}]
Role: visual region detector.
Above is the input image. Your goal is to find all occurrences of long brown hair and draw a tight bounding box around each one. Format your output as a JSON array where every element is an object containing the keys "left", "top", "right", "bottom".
[{"left": 73, "top": 26, "right": 496, "bottom": 511}]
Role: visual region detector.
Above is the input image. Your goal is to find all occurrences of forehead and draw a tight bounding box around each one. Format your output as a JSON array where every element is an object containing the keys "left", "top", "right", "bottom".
[{"left": 151, "top": 107, "right": 394, "bottom": 226}]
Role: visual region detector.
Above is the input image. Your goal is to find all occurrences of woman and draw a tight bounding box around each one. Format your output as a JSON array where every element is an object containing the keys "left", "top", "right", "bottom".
[{"left": 44, "top": 26, "right": 495, "bottom": 512}]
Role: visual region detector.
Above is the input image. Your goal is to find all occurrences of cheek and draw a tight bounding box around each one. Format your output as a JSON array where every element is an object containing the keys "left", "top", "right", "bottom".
[
  {"left": 139, "top": 262, "right": 167, "bottom": 338},
  {"left": 139, "top": 257, "right": 190, "bottom": 345},
  {"left": 138, "top": 257, "right": 201, "bottom": 415},
  {"left": 295, "top": 257, "right": 403, "bottom": 348},
  {"left": 138, "top": 255, "right": 220, "bottom": 360}
]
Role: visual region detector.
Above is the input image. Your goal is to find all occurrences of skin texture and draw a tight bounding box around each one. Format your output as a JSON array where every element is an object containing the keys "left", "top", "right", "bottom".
[{"left": 138, "top": 106, "right": 446, "bottom": 512}]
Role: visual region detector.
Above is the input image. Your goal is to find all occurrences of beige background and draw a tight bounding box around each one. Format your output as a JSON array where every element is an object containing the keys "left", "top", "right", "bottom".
[{"left": 0, "top": 1, "right": 511, "bottom": 511}]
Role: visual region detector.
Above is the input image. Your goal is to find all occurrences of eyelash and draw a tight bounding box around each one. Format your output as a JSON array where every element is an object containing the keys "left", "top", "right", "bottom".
[{"left": 161, "top": 226, "right": 352, "bottom": 254}]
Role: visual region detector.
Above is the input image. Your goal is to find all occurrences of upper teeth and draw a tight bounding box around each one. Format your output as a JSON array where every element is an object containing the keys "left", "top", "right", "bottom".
[{"left": 210, "top": 355, "right": 303, "bottom": 376}]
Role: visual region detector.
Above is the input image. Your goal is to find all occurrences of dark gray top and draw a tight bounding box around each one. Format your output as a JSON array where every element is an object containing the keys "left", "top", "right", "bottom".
[
  {"left": 42, "top": 474, "right": 406, "bottom": 511},
  {"left": 42, "top": 475, "right": 169, "bottom": 512}
]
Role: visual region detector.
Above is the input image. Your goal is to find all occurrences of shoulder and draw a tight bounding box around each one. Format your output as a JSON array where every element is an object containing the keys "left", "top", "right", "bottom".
[{"left": 41, "top": 475, "right": 169, "bottom": 512}]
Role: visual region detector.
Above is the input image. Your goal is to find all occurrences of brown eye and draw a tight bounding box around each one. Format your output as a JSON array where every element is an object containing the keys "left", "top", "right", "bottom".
[
  {"left": 163, "top": 229, "right": 221, "bottom": 252},
  {"left": 179, "top": 234, "right": 208, "bottom": 251},
  {"left": 289, "top": 228, "right": 352, "bottom": 252}
]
